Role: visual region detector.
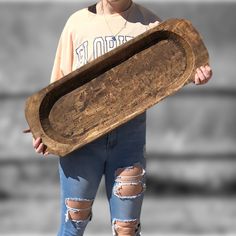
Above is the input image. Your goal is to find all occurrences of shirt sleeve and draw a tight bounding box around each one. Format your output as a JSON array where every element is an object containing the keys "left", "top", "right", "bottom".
[
  {"left": 138, "top": 4, "right": 162, "bottom": 29},
  {"left": 50, "top": 19, "right": 73, "bottom": 84}
]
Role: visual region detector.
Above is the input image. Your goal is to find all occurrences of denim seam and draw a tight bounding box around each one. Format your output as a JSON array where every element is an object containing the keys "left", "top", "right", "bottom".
[
  {"left": 113, "top": 183, "right": 146, "bottom": 199},
  {"left": 113, "top": 163, "right": 146, "bottom": 199},
  {"left": 65, "top": 198, "right": 93, "bottom": 223},
  {"left": 65, "top": 197, "right": 93, "bottom": 202},
  {"left": 112, "top": 218, "right": 141, "bottom": 236}
]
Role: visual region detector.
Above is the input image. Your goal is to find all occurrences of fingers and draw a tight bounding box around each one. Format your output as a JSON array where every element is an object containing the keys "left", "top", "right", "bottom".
[
  {"left": 42, "top": 145, "right": 49, "bottom": 156},
  {"left": 33, "top": 137, "right": 41, "bottom": 149},
  {"left": 36, "top": 142, "right": 49, "bottom": 156},
  {"left": 194, "top": 65, "right": 212, "bottom": 85},
  {"left": 36, "top": 142, "right": 45, "bottom": 154},
  {"left": 201, "top": 65, "right": 211, "bottom": 78},
  {"left": 195, "top": 68, "right": 207, "bottom": 85},
  {"left": 33, "top": 137, "right": 50, "bottom": 156},
  {"left": 194, "top": 72, "right": 201, "bottom": 85},
  {"left": 197, "top": 68, "right": 206, "bottom": 82},
  {"left": 44, "top": 151, "right": 50, "bottom": 156}
]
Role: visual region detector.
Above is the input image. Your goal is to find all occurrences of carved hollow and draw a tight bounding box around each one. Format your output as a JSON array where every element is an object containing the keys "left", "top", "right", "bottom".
[{"left": 25, "top": 19, "right": 209, "bottom": 157}]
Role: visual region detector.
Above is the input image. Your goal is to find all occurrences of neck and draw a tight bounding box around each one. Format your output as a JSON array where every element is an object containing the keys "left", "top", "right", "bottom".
[{"left": 97, "top": 0, "right": 132, "bottom": 15}]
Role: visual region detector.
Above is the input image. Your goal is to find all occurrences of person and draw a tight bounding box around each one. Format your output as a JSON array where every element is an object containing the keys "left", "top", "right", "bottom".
[{"left": 25, "top": 0, "right": 213, "bottom": 235}]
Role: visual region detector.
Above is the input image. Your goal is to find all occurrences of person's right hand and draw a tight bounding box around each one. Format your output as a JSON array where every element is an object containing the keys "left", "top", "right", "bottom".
[
  {"left": 23, "top": 128, "right": 49, "bottom": 156},
  {"left": 33, "top": 137, "right": 49, "bottom": 156}
]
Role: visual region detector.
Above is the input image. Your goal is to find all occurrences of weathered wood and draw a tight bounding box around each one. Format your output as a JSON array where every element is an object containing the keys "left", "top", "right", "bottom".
[{"left": 25, "top": 19, "right": 209, "bottom": 157}]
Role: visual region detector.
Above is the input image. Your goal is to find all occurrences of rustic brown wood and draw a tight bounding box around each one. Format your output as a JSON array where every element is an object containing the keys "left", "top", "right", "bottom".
[{"left": 25, "top": 19, "right": 209, "bottom": 157}]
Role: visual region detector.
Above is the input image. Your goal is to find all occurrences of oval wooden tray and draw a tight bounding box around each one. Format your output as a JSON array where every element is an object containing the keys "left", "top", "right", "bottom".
[{"left": 25, "top": 19, "right": 209, "bottom": 157}]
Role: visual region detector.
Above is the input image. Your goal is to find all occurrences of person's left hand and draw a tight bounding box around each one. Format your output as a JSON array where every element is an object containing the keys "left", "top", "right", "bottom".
[{"left": 194, "top": 65, "right": 213, "bottom": 85}]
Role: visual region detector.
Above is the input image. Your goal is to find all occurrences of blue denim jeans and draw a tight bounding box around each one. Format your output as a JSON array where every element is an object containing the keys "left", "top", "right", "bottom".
[{"left": 57, "top": 112, "right": 147, "bottom": 236}]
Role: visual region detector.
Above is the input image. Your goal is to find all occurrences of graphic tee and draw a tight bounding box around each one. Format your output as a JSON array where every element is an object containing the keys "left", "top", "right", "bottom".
[{"left": 50, "top": 2, "right": 160, "bottom": 83}]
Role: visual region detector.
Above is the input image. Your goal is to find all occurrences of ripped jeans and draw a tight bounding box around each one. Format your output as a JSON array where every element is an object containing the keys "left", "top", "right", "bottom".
[{"left": 57, "top": 112, "right": 147, "bottom": 236}]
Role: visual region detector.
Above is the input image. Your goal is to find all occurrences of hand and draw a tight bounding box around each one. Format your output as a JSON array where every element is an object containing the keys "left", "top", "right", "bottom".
[
  {"left": 32, "top": 137, "right": 49, "bottom": 156},
  {"left": 23, "top": 128, "right": 49, "bottom": 156},
  {"left": 193, "top": 65, "right": 212, "bottom": 85}
]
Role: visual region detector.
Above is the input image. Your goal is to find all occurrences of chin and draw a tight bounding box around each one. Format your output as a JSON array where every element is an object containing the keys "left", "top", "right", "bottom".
[{"left": 108, "top": 0, "right": 129, "bottom": 2}]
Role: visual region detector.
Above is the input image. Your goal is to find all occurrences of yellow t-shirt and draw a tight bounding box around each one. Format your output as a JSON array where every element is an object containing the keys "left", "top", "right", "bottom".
[{"left": 50, "top": 2, "right": 160, "bottom": 83}]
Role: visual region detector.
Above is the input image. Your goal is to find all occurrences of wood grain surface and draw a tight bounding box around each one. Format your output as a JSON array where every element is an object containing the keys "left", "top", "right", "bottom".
[{"left": 25, "top": 19, "right": 209, "bottom": 157}]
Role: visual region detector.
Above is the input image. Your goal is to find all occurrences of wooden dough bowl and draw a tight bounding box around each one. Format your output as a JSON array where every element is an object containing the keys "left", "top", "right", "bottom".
[{"left": 25, "top": 19, "right": 209, "bottom": 157}]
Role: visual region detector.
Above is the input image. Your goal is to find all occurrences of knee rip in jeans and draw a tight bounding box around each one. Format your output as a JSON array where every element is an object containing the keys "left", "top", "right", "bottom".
[
  {"left": 65, "top": 198, "right": 93, "bottom": 223},
  {"left": 112, "top": 219, "right": 141, "bottom": 236},
  {"left": 113, "top": 163, "right": 146, "bottom": 199}
]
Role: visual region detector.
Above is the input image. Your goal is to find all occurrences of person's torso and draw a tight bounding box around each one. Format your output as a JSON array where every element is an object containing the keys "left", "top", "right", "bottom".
[
  {"left": 64, "top": 3, "right": 160, "bottom": 141},
  {"left": 68, "top": 3, "right": 159, "bottom": 70}
]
